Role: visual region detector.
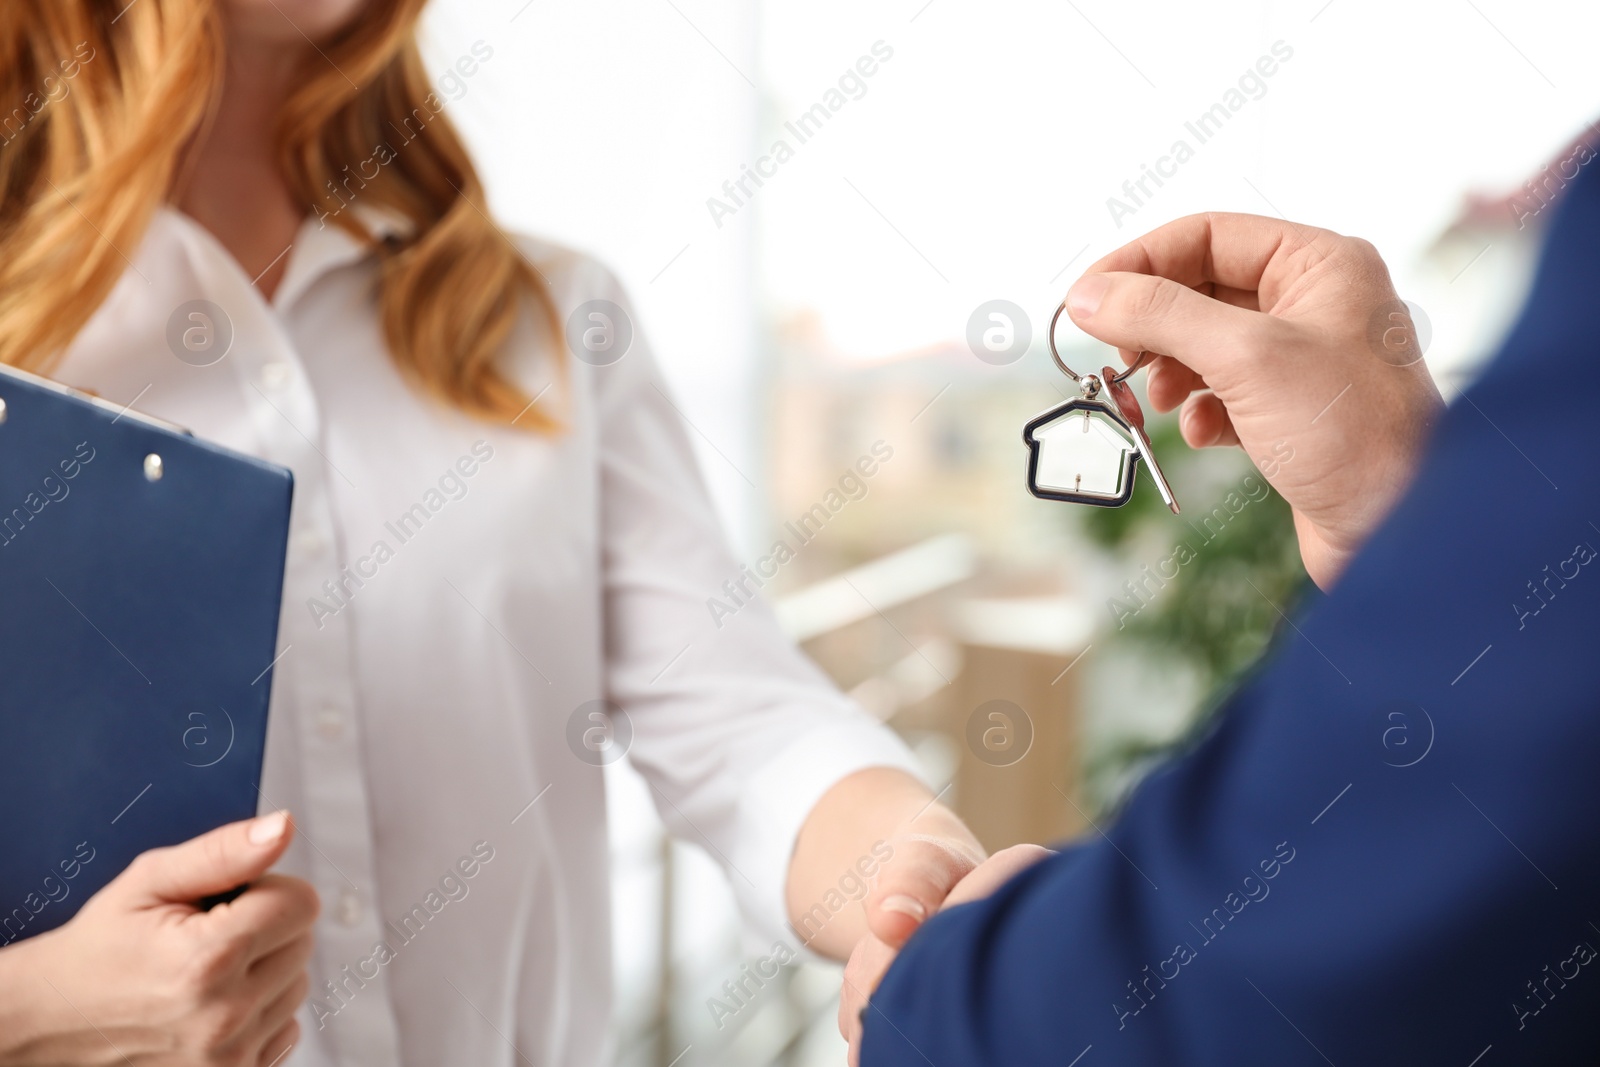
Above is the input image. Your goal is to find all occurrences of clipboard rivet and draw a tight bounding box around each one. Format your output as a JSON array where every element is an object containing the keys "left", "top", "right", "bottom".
[{"left": 143, "top": 453, "right": 164, "bottom": 481}]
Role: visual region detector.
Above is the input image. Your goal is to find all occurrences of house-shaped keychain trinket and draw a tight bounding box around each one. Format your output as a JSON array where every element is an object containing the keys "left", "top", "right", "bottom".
[
  {"left": 1023, "top": 398, "right": 1140, "bottom": 506},
  {"left": 1023, "top": 387, "right": 1180, "bottom": 513}
]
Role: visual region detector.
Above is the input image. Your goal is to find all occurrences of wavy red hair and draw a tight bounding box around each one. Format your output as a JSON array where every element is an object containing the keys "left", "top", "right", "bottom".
[{"left": 0, "top": 0, "right": 560, "bottom": 429}]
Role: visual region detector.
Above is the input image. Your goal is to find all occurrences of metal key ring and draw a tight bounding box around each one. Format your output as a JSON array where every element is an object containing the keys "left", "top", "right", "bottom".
[{"left": 1048, "top": 298, "right": 1154, "bottom": 387}]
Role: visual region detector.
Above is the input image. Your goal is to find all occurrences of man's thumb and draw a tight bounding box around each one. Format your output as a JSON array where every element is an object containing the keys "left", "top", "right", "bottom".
[
  {"left": 124, "top": 810, "right": 294, "bottom": 904},
  {"left": 1064, "top": 270, "right": 1257, "bottom": 384}
]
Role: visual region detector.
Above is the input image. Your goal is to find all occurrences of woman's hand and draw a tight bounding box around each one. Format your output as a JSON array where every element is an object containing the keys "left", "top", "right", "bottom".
[
  {"left": 0, "top": 811, "right": 319, "bottom": 1066},
  {"left": 790, "top": 769, "right": 986, "bottom": 962},
  {"left": 841, "top": 843, "right": 1055, "bottom": 1066},
  {"left": 1064, "top": 212, "right": 1445, "bottom": 589},
  {"left": 785, "top": 768, "right": 984, "bottom": 1056}
]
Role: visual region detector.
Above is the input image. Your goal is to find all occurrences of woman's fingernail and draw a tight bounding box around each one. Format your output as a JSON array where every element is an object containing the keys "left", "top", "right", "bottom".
[
  {"left": 249, "top": 810, "right": 289, "bottom": 846},
  {"left": 1067, "top": 275, "right": 1110, "bottom": 318},
  {"left": 881, "top": 895, "right": 927, "bottom": 920}
]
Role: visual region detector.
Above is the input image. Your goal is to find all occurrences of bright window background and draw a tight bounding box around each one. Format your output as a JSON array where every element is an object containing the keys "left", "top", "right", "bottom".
[{"left": 421, "top": 1, "right": 1600, "bottom": 1063}]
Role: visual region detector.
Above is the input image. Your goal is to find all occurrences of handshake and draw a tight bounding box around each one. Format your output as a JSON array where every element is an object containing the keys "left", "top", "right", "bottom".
[{"left": 831, "top": 833, "right": 1055, "bottom": 1066}]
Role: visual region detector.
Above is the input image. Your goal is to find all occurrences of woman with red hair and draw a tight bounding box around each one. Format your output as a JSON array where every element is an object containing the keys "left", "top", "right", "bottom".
[{"left": 0, "top": 2, "right": 986, "bottom": 1063}]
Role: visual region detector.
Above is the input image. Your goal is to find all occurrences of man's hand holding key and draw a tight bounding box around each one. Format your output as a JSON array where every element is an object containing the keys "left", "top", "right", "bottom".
[{"left": 1063, "top": 212, "right": 1445, "bottom": 589}]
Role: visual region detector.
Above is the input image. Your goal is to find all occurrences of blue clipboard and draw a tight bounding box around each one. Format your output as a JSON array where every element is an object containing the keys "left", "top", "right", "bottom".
[{"left": 0, "top": 363, "right": 292, "bottom": 944}]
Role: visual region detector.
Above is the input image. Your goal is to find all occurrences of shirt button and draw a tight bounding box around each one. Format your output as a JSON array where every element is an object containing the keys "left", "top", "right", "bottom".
[
  {"left": 314, "top": 705, "right": 346, "bottom": 742},
  {"left": 259, "top": 362, "right": 291, "bottom": 390},
  {"left": 334, "top": 889, "right": 363, "bottom": 928}
]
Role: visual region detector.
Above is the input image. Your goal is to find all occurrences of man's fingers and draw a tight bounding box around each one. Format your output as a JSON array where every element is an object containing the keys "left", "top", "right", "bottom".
[
  {"left": 839, "top": 941, "right": 891, "bottom": 1067},
  {"left": 1086, "top": 211, "right": 1334, "bottom": 296},
  {"left": 865, "top": 836, "right": 981, "bottom": 949},
  {"left": 1146, "top": 356, "right": 1205, "bottom": 413},
  {"left": 1179, "top": 393, "right": 1240, "bottom": 449},
  {"left": 941, "top": 845, "right": 1056, "bottom": 910},
  {"left": 256, "top": 1017, "right": 301, "bottom": 1067},
  {"left": 1210, "top": 282, "right": 1262, "bottom": 312},
  {"left": 1066, "top": 271, "right": 1263, "bottom": 386}
]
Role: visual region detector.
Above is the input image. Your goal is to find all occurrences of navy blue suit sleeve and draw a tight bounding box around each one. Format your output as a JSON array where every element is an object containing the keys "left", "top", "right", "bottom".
[{"left": 864, "top": 173, "right": 1600, "bottom": 1066}]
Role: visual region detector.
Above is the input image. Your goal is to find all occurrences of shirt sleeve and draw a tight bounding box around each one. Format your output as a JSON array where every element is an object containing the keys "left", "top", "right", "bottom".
[
  {"left": 580, "top": 260, "right": 926, "bottom": 948},
  {"left": 864, "top": 169, "right": 1600, "bottom": 1062}
]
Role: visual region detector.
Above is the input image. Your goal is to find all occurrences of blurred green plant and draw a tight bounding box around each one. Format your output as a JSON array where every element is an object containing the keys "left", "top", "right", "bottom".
[
  {"left": 1078, "top": 416, "right": 1307, "bottom": 808},
  {"left": 1081, "top": 417, "right": 1305, "bottom": 688}
]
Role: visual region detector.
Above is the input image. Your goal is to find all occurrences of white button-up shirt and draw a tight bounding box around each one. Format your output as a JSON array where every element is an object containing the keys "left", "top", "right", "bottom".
[{"left": 53, "top": 208, "right": 921, "bottom": 1067}]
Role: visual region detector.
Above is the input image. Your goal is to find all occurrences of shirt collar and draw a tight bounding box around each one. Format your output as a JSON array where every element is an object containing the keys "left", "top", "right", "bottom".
[
  {"left": 273, "top": 203, "right": 414, "bottom": 312},
  {"left": 155, "top": 202, "right": 415, "bottom": 314}
]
